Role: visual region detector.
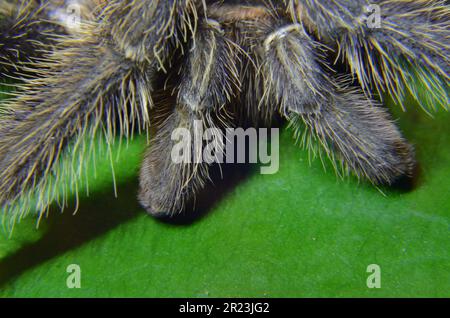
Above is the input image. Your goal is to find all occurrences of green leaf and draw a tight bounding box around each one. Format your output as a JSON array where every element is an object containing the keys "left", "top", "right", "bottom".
[{"left": 0, "top": 86, "right": 449, "bottom": 297}]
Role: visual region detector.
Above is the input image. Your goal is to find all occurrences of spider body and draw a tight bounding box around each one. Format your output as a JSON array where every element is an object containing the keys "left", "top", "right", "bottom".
[{"left": 0, "top": 0, "right": 448, "bottom": 223}]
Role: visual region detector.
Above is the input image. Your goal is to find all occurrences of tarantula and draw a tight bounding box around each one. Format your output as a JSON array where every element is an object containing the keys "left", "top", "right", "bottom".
[{"left": 0, "top": 0, "right": 448, "bottom": 226}]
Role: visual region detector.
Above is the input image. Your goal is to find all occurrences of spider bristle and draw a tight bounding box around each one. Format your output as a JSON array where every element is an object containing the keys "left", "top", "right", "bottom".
[
  {"left": 0, "top": 22, "right": 154, "bottom": 226},
  {"left": 0, "top": 0, "right": 205, "bottom": 224},
  {"left": 177, "top": 17, "right": 240, "bottom": 113},
  {"left": 294, "top": 0, "right": 449, "bottom": 111},
  {"left": 288, "top": 78, "right": 416, "bottom": 185},
  {"left": 105, "top": 0, "right": 198, "bottom": 68},
  {"left": 0, "top": 0, "right": 59, "bottom": 76},
  {"left": 341, "top": 1, "right": 449, "bottom": 111},
  {"left": 138, "top": 94, "right": 222, "bottom": 216},
  {"left": 254, "top": 17, "right": 332, "bottom": 119},
  {"left": 0, "top": 0, "right": 106, "bottom": 79},
  {"left": 138, "top": 16, "right": 239, "bottom": 217},
  {"left": 0, "top": 0, "right": 447, "bottom": 224}
]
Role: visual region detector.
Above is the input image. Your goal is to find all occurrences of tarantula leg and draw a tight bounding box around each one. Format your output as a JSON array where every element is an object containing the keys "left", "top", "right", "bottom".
[
  {"left": 255, "top": 18, "right": 330, "bottom": 118},
  {"left": 0, "top": 25, "right": 153, "bottom": 218},
  {"left": 139, "top": 107, "right": 221, "bottom": 216},
  {"left": 290, "top": 0, "right": 450, "bottom": 111},
  {"left": 139, "top": 18, "right": 239, "bottom": 216},
  {"left": 211, "top": 5, "right": 326, "bottom": 123},
  {"left": 0, "top": 0, "right": 200, "bottom": 220},
  {"left": 251, "top": 13, "right": 415, "bottom": 185},
  {"left": 288, "top": 81, "right": 416, "bottom": 185}
]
